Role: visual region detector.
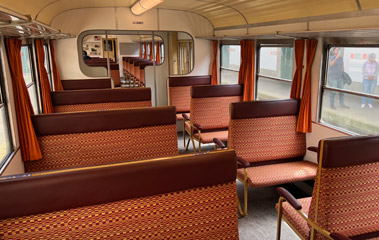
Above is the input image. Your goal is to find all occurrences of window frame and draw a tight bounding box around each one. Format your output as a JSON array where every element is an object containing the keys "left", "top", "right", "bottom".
[
  {"left": 43, "top": 43, "right": 53, "bottom": 88},
  {"left": 318, "top": 43, "right": 379, "bottom": 135},
  {"left": 0, "top": 46, "right": 15, "bottom": 174},
  {"left": 255, "top": 42, "right": 294, "bottom": 100}
]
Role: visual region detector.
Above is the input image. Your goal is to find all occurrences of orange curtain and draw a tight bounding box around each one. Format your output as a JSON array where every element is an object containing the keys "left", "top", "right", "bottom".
[
  {"left": 143, "top": 43, "right": 147, "bottom": 59},
  {"left": 6, "top": 38, "right": 42, "bottom": 161},
  {"left": 290, "top": 39, "right": 305, "bottom": 99},
  {"left": 35, "top": 40, "right": 54, "bottom": 114},
  {"left": 296, "top": 39, "right": 318, "bottom": 133},
  {"left": 156, "top": 42, "right": 161, "bottom": 64},
  {"left": 49, "top": 40, "right": 63, "bottom": 91},
  {"left": 149, "top": 42, "right": 153, "bottom": 61},
  {"left": 211, "top": 40, "right": 218, "bottom": 85},
  {"left": 238, "top": 40, "right": 255, "bottom": 101},
  {"left": 139, "top": 42, "right": 142, "bottom": 58}
]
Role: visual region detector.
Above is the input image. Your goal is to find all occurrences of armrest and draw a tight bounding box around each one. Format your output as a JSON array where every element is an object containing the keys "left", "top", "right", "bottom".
[
  {"left": 193, "top": 123, "right": 203, "bottom": 131},
  {"left": 307, "top": 146, "right": 318, "bottom": 153},
  {"left": 182, "top": 113, "right": 190, "bottom": 121},
  {"left": 276, "top": 187, "right": 302, "bottom": 210},
  {"left": 237, "top": 157, "right": 250, "bottom": 168},
  {"left": 330, "top": 233, "right": 351, "bottom": 240},
  {"left": 213, "top": 138, "right": 226, "bottom": 149}
]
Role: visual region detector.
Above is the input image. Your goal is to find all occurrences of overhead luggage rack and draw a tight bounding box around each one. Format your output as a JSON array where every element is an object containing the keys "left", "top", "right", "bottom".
[{"left": 0, "top": 12, "right": 74, "bottom": 39}]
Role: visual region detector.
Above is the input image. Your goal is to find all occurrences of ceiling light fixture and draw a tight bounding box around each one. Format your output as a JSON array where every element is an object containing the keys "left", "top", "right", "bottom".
[{"left": 131, "top": 0, "right": 164, "bottom": 15}]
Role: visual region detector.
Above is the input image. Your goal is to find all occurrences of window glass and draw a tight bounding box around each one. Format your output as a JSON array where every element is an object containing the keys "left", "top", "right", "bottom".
[
  {"left": 320, "top": 46, "right": 379, "bottom": 134},
  {"left": 43, "top": 45, "right": 52, "bottom": 85},
  {"left": 221, "top": 45, "right": 240, "bottom": 85},
  {"left": 20, "top": 46, "right": 33, "bottom": 85},
  {"left": 0, "top": 56, "right": 13, "bottom": 170},
  {"left": 257, "top": 46, "right": 293, "bottom": 100},
  {"left": 20, "top": 45, "right": 39, "bottom": 114}
]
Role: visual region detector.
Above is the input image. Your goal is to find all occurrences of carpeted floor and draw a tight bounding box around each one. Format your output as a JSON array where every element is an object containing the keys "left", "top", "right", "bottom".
[{"left": 177, "top": 132, "right": 311, "bottom": 240}]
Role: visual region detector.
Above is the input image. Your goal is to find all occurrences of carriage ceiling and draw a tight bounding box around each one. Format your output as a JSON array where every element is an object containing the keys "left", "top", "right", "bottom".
[{"left": 0, "top": 0, "right": 379, "bottom": 29}]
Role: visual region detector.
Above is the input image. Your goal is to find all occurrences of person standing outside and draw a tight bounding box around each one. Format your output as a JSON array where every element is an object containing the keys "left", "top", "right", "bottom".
[
  {"left": 329, "top": 47, "right": 349, "bottom": 109},
  {"left": 361, "top": 53, "right": 378, "bottom": 108}
]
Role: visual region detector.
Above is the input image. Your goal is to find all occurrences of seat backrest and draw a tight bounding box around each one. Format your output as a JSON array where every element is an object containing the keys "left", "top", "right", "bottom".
[
  {"left": 61, "top": 78, "right": 112, "bottom": 90},
  {"left": 229, "top": 99, "right": 305, "bottom": 164},
  {"left": 168, "top": 75, "right": 211, "bottom": 113},
  {"left": 25, "top": 106, "right": 178, "bottom": 172},
  {"left": 308, "top": 135, "right": 379, "bottom": 239},
  {"left": 0, "top": 150, "right": 239, "bottom": 239},
  {"left": 190, "top": 84, "right": 243, "bottom": 130},
  {"left": 51, "top": 88, "right": 152, "bottom": 113}
]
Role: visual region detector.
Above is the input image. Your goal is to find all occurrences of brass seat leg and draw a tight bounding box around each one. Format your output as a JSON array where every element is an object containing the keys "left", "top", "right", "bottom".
[
  {"left": 276, "top": 197, "right": 284, "bottom": 240},
  {"left": 183, "top": 120, "right": 186, "bottom": 148},
  {"left": 244, "top": 168, "right": 248, "bottom": 216}
]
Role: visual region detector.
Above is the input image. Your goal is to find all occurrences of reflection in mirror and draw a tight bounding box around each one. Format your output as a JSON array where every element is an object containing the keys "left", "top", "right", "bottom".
[
  {"left": 82, "top": 33, "right": 164, "bottom": 87},
  {"left": 168, "top": 32, "right": 193, "bottom": 75}
]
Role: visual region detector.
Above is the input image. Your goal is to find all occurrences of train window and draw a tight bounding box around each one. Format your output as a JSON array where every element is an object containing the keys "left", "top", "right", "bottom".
[
  {"left": 43, "top": 44, "right": 52, "bottom": 87},
  {"left": 256, "top": 45, "right": 293, "bottom": 100},
  {"left": 20, "top": 46, "right": 39, "bottom": 114},
  {"left": 220, "top": 45, "right": 240, "bottom": 85},
  {"left": 319, "top": 46, "right": 379, "bottom": 134},
  {"left": 0, "top": 54, "right": 14, "bottom": 171}
]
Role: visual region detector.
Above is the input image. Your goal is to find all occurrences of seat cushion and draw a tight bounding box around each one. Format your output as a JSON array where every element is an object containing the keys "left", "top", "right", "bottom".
[
  {"left": 193, "top": 130, "right": 228, "bottom": 144},
  {"left": 176, "top": 112, "right": 189, "bottom": 121},
  {"left": 237, "top": 161, "right": 317, "bottom": 188},
  {"left": 277, "top": 197, "right": 311, "bottom": 239}
]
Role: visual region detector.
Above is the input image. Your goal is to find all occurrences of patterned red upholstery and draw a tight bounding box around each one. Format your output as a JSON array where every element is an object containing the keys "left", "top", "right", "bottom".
[
  {"left": 191, "top": 96, "right": 242, "bottom": 130},
  {"left": 0, "top": 182, "right": 238, "bottom": 239},
  {"left": 308, "top": 162, "right": 379, "bottom": 239},
  {"left": 278, "top": 197, "right": 311, "bottom": 239},
  {"left": 25, "top": 125, "right": 178, "bottom": 172},
  {"left": 237, "top": 161, "right": 317, "bottom": 187},
  {"left": 229, "top": 116, "right": 306, "bottom": 163},
  {"left": 54, "top": 101, "right": 152, "bottom": 113},
  {"left": 170, "top": 86, "right": 191, "bottom": 113}
]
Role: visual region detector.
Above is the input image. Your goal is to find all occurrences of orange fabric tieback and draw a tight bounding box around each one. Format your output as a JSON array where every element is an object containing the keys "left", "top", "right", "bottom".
[{"left": 6, "top": 38, "right": 42, "bottom": 161}]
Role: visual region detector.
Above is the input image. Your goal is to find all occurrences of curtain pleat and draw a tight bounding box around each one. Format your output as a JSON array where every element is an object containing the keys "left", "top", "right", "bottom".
[
  {"left": 156, "top": 42, "right": 161, "bottom": 64},
  {"left": 296, "top": 39, "right": 318, "bottom": 133},
  {"left": 143, "top": 43, "right": 147, "bottom": 59},
  {"left": 35, "top": 40, "right": 54, "bottom": 114},
  {"left": 238, "top": 40, "right": 255, "bottom": 101},
  {"left": 211, "top": 40, "right": 218, "bottom": 85},
  {"left": 49, "top": 40, "right": 63, "bottom": 91},
  {"left": 290, "top": 40, "right": 305, "bottom": 99},
  {"left": 139, "top": 42, "right": 142, "bottom": 58},
  {"left": 149, "top": 42, "right": 153, "bottom": 61},
  {"left": 6, "top": 38, "right": 42, "bottom": 161}
]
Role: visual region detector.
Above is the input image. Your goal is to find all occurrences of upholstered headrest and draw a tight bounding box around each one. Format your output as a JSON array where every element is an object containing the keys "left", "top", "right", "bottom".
[
  {"left": 169, "top": 75, "right": 211, "bottom": 87},
  {"left": 61, "top": 78, "right": 111, "bottom": 90},
  {"left": 0, "top": 150, "right": 236, "bottom": 220},
  {"left": 32, "top": 106, "right": 176, "bottom": 136},
  {"left": 319, "top": 135, "right": 379, "bottom": 168},
  {"left": 51, "top": 88, "right": 151, "bottom": 105},
  {"left": 191, "top": 84, "right": 243, "bottom": 98},
  {"left": 230, "top": 99, "right": 300, "bottom": 119}
]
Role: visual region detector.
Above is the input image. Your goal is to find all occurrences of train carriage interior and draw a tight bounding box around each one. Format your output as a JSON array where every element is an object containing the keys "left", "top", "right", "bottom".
[{"left": 0, "top": 0, "right": 379, "bottom": 239}]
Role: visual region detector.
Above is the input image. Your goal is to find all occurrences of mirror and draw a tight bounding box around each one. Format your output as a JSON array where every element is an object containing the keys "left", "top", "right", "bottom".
[{"left": 168, "top": 32, "right": 194, "bottom": 75}]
